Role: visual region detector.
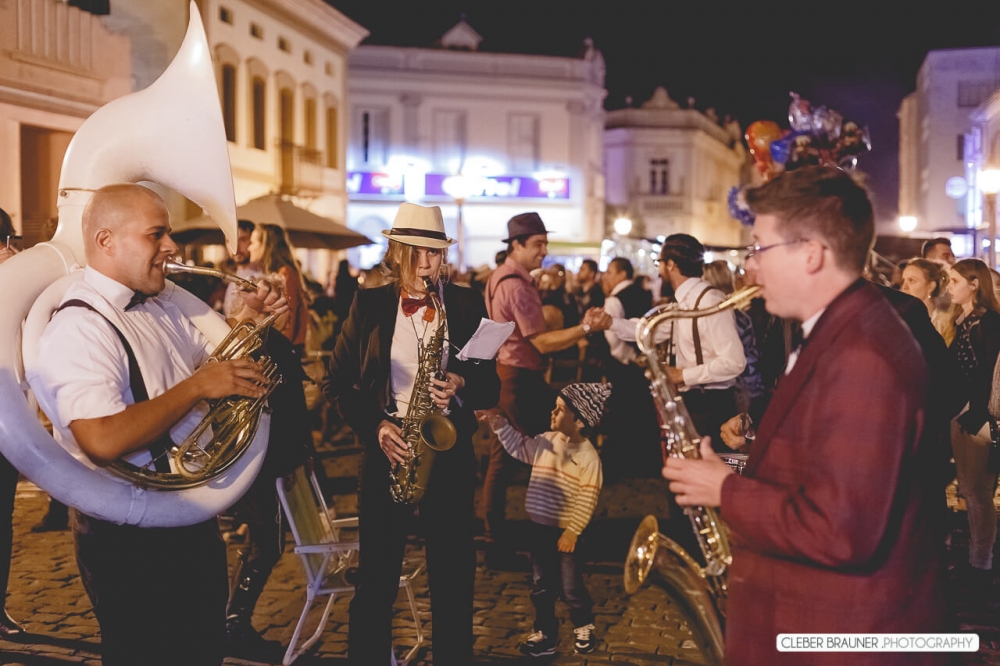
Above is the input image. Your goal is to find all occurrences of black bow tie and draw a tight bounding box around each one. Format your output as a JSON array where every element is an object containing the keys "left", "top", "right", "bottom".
[
  {"left": 789, "top": 324, "right": 807, "bottom": 352},
  {"left": 126, "top": 291, "right": 151, "bottom": 311}
]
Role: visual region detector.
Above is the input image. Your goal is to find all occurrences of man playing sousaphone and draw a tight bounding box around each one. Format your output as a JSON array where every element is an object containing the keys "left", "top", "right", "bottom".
[{"left": 28, "top": 184, "right": 288, "bottom": 666}]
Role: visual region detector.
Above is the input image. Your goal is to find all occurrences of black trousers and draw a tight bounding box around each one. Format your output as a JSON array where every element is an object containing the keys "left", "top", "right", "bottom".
[
  {"left": 682, "top": 387, "right": 738, "bottom": 453},
  {"left": 0, "top": 454, "right": 16, "bottom": 609},
  {"left": 602, "top": 361, "right": 662, "bottom": 478},
  {"left": 73, "top": 510, "right": 228, "bottom": 666},
  {"left": 348, "top": 442, "right": 476, "bottom": 666}
]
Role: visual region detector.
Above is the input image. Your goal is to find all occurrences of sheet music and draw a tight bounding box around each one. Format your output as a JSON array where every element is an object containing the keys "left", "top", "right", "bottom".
[{"left": 456, "top": 318, "right": 515, "bottom": 361}]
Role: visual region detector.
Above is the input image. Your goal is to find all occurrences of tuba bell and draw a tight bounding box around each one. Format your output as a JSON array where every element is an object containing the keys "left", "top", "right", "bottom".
[
  {"left": 0, "top": 3, "right": 267, "bottom": 527},
  {"left": 623, "top": 285, "right": 760, "bottom": 666}
]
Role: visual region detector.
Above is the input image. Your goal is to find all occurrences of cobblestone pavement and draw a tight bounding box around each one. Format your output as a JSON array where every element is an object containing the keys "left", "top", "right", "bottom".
[{"left": 0, "top": 424, "right": 997, "bottom": 665}]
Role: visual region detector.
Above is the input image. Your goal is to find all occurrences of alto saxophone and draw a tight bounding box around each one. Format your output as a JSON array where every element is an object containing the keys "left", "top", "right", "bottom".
[
  {"left": 624, "top": 285, "right": 760, "bottom": 666},
  {"left": 389, "top": 277, "right": 457, "bottom": 504}
]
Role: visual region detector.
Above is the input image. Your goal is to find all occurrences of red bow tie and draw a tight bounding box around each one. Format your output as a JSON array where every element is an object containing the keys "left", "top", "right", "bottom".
[{"left": 402, "top": 293, "right": 436, "bottom": 320}]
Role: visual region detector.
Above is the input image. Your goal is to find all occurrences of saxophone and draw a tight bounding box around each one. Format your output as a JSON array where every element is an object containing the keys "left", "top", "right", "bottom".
[
  {"left": 624, "top": 285, "right": 760, "bottom": 666},
  {"left": 389, "top": 277, "right": 458, "bottom": 504}
]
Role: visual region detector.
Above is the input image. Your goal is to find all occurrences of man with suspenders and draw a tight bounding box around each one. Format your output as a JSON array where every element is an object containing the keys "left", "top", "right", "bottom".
[{"left": 480, "top": 213, "right": 611, "bottom": 564}]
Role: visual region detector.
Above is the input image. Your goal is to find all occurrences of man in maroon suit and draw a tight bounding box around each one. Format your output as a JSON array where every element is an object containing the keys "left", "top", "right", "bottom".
[{"left": 663, "top": 166, "right": 947, "bottom": 664}]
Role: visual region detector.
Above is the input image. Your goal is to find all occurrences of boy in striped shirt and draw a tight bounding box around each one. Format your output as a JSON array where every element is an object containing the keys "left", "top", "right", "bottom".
[{"left": 483, "top": 382, "right": 610, "bottom": 657}]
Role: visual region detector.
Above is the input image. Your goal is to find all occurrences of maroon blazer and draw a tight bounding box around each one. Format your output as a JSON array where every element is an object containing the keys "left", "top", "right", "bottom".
[{"left": 719, "top": 280, "right": 948, "bottom": 665}]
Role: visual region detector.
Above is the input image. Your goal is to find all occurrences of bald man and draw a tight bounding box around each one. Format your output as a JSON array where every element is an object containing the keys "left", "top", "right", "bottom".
[{"left": 28, "top": 184, "right": 287, "bottom": 666}]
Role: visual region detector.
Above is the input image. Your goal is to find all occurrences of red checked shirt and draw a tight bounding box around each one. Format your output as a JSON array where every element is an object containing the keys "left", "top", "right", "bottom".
[{"left": 486, "top": 260, "right": 548, "bottom": 371}]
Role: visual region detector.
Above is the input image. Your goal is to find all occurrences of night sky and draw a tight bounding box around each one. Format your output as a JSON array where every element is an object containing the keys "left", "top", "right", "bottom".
[{"left": 327, "top": 0, "right": 1000, "bottom": 227}]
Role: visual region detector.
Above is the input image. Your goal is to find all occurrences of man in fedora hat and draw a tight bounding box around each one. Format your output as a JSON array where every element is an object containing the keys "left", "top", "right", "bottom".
[{"left": 481, "top": 212, "right": 611, "bottom": 564}]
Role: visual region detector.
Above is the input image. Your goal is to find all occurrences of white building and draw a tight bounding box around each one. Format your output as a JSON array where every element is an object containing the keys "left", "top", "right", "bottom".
[
  {"left": 0, "top": 0, "right": 131, "bottom": 245},
  {"left": 898, "top": 47, "right": 1000, "bottom": 243},
  {"left": 345, "top": 20, "right": 607, "bottom": 271},
  {"left": 100, "top": 0, "right": 368, "bottom": 279},
  {"left": 966, "top": 89, "right": 1000, "bottom": 264},
  {"left": 603, "top": 87, "right": 746, "bottom": 247}
]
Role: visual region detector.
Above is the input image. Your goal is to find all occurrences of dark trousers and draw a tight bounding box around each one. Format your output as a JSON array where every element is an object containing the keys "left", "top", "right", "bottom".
[
  {"left": 72, "top": 511, "right": 228, "bottom": 666},
  {"left": 482, "top": 364, "right": 554, "bottom": 542},
  {"left": 0, "top": 454, "right": 16, "bottom": 608},
  {"left": 602, "top": 361, "right": 662, "bottom": 478},
  {"left": 683, "top": 387, "right": 738, "bottom": 453},
  {"left": 226, "top": 473, "right": 286, "bottom": 622},
  {"left": 528, "top": 523, "right": 593, "bottom": 637},
  {"left": 348, "top": 444, "right": 476, "bottom": 666}
]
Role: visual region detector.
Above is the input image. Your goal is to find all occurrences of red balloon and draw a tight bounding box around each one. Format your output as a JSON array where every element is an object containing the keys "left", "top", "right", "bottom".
[{"left": 745, "top": 120, "right": 784, "bottom": 179}]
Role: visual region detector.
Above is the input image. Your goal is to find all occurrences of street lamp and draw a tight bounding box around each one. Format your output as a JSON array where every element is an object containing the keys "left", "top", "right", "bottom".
[
  {"left": 980, "top": 167, "right": 1000, "bottom": 269},
  {"left": 898, "top": 215, "right": 917, "bottom": 233},
  {"left": 613, "top": 217, "right": 633, "bottom": 236},
  {"left": 442, "top": 174, "right": 474, "bottom": 270}
]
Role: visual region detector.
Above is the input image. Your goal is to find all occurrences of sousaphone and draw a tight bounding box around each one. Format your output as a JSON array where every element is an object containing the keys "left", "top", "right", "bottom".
[{"left": 0, "top": 2, "right": 268, "bottom": 527}]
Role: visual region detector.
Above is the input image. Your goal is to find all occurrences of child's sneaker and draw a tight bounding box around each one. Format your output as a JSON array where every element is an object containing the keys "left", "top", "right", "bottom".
[
  {"left": 573, "top": 623, "right": 597, "bottom": 654},
  {"left": 520, "top": 630, "right": 557, "bottom": 657}
]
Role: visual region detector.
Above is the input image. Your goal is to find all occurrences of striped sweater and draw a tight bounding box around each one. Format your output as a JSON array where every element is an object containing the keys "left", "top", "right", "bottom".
[{"left": 493, "top": 422, "right": 602, "bottom": 535}]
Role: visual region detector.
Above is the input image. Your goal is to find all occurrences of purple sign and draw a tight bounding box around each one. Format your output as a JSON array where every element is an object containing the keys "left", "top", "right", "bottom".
[
  {"left": 346, "top": 171, "right": 404, "bottom": 196},
  {"left": 425, "top": 173, "right": 570, "bottom": 200}
]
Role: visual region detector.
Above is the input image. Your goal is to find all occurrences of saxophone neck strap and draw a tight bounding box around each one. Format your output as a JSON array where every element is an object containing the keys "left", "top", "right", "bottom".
[{"left": 55, "top": 299, "right": 173, "bottom": 473}]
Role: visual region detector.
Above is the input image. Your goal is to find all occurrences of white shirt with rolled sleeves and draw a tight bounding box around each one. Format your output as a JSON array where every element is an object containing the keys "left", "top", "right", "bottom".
[
  {"left": 603, "top": 279, "right": 637, "bottom": 365},
  {"left": 608, "top": 276, "right": 745, "bottom": 390},
  {"left": 28, "top": 267, "right": 216, "bottom": 472}
]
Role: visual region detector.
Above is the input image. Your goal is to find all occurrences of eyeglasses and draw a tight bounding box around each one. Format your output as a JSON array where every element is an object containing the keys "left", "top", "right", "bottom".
[{"left": 745, "top": 238, "right": 809, "bottom": 260}]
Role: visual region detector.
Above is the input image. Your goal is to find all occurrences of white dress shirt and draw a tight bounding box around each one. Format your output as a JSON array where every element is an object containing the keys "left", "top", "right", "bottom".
[
  {"left": 603, "top": 279, "right": 637, "bottom": 365},
  {"left": 389, "top": 287, "right": 449, "bottom": 419},
  {"left": 609, "top": 276, "right": 745, "bottom": 390},
  {"left": 28, "top": 267, "right": 216, "bottom": 472}
]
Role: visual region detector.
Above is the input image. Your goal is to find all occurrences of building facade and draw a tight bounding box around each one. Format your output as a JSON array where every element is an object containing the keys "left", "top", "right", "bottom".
[
  {"left": 898, "top": 47, "right": 1000, "bottom": 240},
  {"left": 0, "top": 0, "right": 131, "bottom": 245},
  {"left": 344, "top": 21, "right": 607, "bottom": 271},
  {"left": 966, "top": 90, "right": 1000, "bottom": 264},
  {"left": 603, "top": 87, "right": 746, "bottom": 247}
]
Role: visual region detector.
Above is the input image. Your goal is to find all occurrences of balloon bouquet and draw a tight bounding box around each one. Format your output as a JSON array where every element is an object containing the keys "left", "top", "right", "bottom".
[{"left": 729, "top": 92, "right": 871, "bottom": 226}]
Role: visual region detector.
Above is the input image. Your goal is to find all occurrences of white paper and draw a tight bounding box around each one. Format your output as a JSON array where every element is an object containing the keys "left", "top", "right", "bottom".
[{"left": 456, "top": 318, "right": 515, "bottom": 361}]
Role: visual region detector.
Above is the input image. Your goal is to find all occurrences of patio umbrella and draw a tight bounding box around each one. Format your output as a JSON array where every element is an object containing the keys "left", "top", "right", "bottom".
[{"left": 172, "top": 194, "right": 374, "bottom": 250}]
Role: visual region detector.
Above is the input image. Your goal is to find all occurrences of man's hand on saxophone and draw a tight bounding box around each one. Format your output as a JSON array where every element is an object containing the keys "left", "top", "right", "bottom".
[
  {"left": 661, "top": 435, "right": 734, "bottom": 508},
  {"left": 430, "top": 372, "right": 465, "bottom": 411}
]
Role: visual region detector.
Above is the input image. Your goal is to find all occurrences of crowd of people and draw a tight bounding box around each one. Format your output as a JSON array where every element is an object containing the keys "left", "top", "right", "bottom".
[{"left": 3, "top": 164, "right": 1000, "bottom": 665}]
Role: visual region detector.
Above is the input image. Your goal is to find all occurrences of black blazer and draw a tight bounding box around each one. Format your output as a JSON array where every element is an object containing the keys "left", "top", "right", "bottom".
[{"left": 324, "top": 282, "right": 500, "bottom": 451}]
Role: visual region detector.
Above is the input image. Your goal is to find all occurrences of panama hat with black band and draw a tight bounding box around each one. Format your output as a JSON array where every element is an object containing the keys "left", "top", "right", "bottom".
[{"left": 382, "top": 203, "right": 456, "bottom": 249}]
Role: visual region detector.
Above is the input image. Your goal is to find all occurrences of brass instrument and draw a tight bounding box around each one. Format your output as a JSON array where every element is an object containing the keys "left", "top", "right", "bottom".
[
  {"left": 389, "top": 277, "right": 457, "bottom": 504},
  {"left": 624, "top": 285, "right": 760, "bottom": 666},
  {"left": 106, "top": 260, "right": 282, "bottom": 489}
]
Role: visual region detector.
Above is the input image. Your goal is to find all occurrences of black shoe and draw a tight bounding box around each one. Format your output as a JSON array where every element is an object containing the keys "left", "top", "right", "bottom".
[
  {"left": 520, "top": 630, "right": 557, "bottom": 657},
  {"left": 0, "top": 610, "right": 25, "bottom": 641},
  {"left": 225, "top": 619, "right": 283, "bottom": 659}
]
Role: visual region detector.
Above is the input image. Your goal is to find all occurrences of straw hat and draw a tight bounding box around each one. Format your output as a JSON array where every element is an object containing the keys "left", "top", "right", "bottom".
[{"left": 381, "top": 203, "right": 456, "bottom": 249}]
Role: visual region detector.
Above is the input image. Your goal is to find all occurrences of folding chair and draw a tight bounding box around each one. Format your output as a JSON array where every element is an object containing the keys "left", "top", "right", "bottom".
[{"left": 276, "top": 465, "right": 426, "bottom": 665}]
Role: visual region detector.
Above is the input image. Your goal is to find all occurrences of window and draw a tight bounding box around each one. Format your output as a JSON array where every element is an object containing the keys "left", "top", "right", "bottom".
[
  {"left": 354, "top": 107, "right": 388, "bottom": 166},
  {"left": 251, "top": 76, "right": 266, "bottom": 149},
  {"left": 326, "top": 105, "right": 338, "bottom": 168},
  {"left": 303, "top": 50, "right": 313, "bottom": 66},
  {"left": 278, "top": 37, "right": 290, "bottom": 53},
  {"left": 222, "top": 64, "right": 236, "bottom": 142},
  {"left": 508, "top": 114, "right": 539, "bottom": 172},
  {"left": 219, "top": 6, "right": 232, "bottom": 24},
  {"left": 958, "top": 134, "right": 965, "bottom": 161},
  {"left": 650, "top": 158, "right": 669, "bottom": 194},
  {"left": 305, "top": 98, "right": 317, "bottom": 150},
  {"left": 958, "top": 81, "right": 992, "bottom": 108},
  {"left": 433, "top": 110, "right": 467, "bottom": 170},
  {"left": 250, "top": 23, "right": 263, "bottom": 39},
  {"left": 325, "top": 62, "right": 334, "bottom": 77}
]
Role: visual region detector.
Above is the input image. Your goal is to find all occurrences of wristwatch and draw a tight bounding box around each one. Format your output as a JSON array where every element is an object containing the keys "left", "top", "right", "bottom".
[{"left": 581, "top": 322, "right": 592, "bottom": 335}]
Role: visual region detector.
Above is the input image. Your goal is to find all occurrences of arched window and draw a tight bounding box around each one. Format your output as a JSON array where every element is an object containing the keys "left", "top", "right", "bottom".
[
  {"left": 302, "top": 84, "right": 318, "bottom": 152},
  {"left": 222, "top": 64, "right": 236, "bottom": 142},
  {"left": 252, "top": 76, "right": 266, "bottom": 149},
  {"left": 326, "top": 104, "right": 339, "bottom": 169}
]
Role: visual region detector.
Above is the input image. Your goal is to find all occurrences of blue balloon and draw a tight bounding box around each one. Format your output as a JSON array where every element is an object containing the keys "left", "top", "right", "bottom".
[{"left": 770, "top": 134, "right": 794, "bottom": 166}]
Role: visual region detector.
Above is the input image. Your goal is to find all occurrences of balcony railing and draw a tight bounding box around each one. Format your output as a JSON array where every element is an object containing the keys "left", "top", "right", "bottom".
[{"left": 277, "top": 140, "right": 323, "bottom": 195}]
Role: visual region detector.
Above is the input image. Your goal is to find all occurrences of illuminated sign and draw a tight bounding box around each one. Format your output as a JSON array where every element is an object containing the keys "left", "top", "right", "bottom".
[{"left": 347, "top": 171, "right": 570, "bottom": 200}]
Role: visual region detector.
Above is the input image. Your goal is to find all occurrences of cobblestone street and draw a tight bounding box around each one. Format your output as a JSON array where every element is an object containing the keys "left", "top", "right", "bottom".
[{"left": 0, "top": 424, "right": 997, "bottom": 665}]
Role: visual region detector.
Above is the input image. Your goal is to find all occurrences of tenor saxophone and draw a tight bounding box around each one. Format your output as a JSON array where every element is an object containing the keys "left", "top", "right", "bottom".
[
  {"left": 624, "top": 285, "right": 760, "bottom": 666},
  {"left": 389, "top": 277, "right": 457, "bottom": 504}
]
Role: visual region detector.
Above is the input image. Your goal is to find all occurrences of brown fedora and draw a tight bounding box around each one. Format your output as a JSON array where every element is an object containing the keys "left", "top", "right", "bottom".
[{"left": 501, "top": 212, "right": 549, "bottom": 243}]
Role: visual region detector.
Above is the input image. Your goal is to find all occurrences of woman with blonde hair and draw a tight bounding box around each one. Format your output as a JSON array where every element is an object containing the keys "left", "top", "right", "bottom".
[
  {"left": 324, "top": 203, "right": 499, "bottom": 665},
  {"left": 900, "top": 257, "right": 954, "bottom": 344},
  {"left": 247, "top": 224, "right": 310, "bottom": 353},
  {"left": 947, "top": 258, "right": 1000, "bottom": 580}
]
